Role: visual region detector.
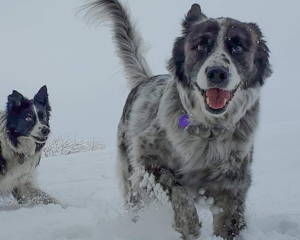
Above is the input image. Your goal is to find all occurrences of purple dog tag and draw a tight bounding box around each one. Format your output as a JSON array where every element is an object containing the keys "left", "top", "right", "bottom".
[{"left": 179, "top": 114, "right": 190, "bottom": 128}]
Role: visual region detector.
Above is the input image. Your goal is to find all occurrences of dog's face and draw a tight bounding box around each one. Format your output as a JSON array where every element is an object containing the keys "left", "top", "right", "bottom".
[
  {"left": 168, "top": 4, "right": 271, "bottom": 117},
  {"left": 6, "top": 86, "right": 51, "bottom": 146}
]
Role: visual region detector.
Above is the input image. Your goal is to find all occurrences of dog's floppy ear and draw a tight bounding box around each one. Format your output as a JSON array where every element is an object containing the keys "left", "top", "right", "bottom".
[
  {"left": 247, "top": 23, "right": 272, "bottom": 86},
  {"left": 34, "top": 85, "right": 49, "bottom": 106},
  {"left": 168, "top": 4, "right": 207, "bottom": 85},
  {"left": 183, "top": 4, "right": 207, "bottom": 30},
  {"left": 167, "top": 37, "right": 188, "bottom": 85},
  {"left": 7, "top": 90, "right": 24, "bottom": 109}
]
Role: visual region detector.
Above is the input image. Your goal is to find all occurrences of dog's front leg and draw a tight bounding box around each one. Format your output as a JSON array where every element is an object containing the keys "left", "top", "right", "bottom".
[
  {"left": 12, "top": 183, "right": 63, "bottom": 207},
  {"left": 153, "top": 170, "right": 201, "bottom": 239},
  {"left": 171, "top": 185, "right": 201, "bottom": 239}
]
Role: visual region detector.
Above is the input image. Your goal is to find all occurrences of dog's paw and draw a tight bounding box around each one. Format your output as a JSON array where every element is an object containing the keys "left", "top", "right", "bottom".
[{"left": 172, "top": 188, "right": 201, "bottom": 239}]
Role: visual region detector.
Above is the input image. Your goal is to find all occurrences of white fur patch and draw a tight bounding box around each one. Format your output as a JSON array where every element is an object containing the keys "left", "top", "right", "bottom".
[
  {"left": 30, "top": 105, "right": 49, "bottom": 143},
  {"left": 196, "top": 24, "right": 241, "bottom": 92},
  {"left": 0, "top": 154, "right": 40, "bottom": 194},
  {"left": 229, "top": 87, "right": 261, "bottom": 124}
]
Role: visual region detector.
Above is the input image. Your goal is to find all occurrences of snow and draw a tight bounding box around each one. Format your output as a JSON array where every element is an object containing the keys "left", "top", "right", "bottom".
[
  {"left": 206, "top": 197, "right": 214, "bottom": 206},
  {"left": 198, "top": 188, "right": 206, "bottom": 195},
  {"left": 1, "top": 121, "right": 300, "bottom": 240},
  {"left": 139, "top": 172, "right": 170, "bottom": 205}
]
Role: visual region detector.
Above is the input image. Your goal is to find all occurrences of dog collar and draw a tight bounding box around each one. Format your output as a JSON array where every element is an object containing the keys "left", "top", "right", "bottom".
[{"left": 178, "top": 114, "right": 190, "bottom": 128}]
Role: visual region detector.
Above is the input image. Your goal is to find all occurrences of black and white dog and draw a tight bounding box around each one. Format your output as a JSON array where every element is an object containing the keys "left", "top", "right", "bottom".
[
  {"left": 0, "top": 86, "right": 59, "bottom": 206},
  {"left": 86, "top": 1, "right": 272, "bottom": 239}
]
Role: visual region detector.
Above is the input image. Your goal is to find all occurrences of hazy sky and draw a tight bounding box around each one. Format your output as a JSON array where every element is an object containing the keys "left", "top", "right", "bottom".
[{"left": 1, "top": 0, "right": 299, "bottom": 147}]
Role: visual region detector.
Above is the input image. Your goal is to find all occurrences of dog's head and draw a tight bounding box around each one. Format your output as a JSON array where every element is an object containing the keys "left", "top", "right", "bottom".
[
  {"left": 168, "top": 4, "right": 272, "bottom": 119},
  {"left": 6, "top": 86, "right": 51, "bottom": 146}
]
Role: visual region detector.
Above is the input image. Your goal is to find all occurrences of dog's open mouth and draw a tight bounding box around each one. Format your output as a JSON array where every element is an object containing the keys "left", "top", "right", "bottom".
[
  {"left": 195, "top": 84, "right": 238, "bottom": 115},
  {"left": 204, "top": 88, "right": 232, "bottom": 114},
  {"left": 32, "top": 136, "right": 48, "bottom": 143}
]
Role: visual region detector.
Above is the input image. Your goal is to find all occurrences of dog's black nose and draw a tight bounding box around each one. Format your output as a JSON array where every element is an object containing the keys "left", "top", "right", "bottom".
[
  {"left": 41, "top": 127, "right": 50, "bottom": 136},
  {"left": 207, "top": 67, "right": 229, "bottom": 85}
]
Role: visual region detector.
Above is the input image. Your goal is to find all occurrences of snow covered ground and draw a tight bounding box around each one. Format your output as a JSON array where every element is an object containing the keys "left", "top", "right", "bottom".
[{"left": 1, "top": 121, "right": 300, "bottom": 240}]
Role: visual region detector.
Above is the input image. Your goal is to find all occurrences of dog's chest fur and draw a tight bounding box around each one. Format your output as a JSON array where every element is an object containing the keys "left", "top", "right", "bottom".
[{"left": 0, "top": 139, "right": 41, "bottom": 194}]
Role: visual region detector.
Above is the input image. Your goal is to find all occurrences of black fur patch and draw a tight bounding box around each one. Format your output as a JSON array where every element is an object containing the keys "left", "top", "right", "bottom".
[
  {"left": 35, "top": 143, "right": 46, "bottom": 153},
  {"left": 247, "top": 23, "right": 272, "bottom": 87},
  {"left": 6, "top": 93, "right": 35, "bottom": 146}
]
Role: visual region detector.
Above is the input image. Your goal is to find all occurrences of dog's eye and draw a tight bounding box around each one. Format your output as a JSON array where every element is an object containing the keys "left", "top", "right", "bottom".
[
  {"left": 25, "top": 117, "right": 32, "bottom": 122},
  {"left": 197, "top": 44, "right": 207, "bottom": 52},
  {"left": 232, "top": 45, "right": 244, "bottom": 54}
]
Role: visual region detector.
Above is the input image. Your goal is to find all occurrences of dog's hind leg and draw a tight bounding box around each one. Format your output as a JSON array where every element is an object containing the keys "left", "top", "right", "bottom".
[
  {"left": 116, "top": 141, "right": 132, "bottom": 208},
  {"left": 116, "top": 125, "right": 133, "bottom": 206}
]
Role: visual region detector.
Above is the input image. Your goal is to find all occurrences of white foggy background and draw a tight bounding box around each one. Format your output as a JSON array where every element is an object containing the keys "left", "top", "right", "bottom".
[{"left": 0, "top": 0, "right": 299, "bottom": 147}]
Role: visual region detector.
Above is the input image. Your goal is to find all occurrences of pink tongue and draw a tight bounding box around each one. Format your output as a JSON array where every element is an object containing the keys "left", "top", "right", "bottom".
[{"left": 206, "top": 88, "right": 231, "bottom": 109}]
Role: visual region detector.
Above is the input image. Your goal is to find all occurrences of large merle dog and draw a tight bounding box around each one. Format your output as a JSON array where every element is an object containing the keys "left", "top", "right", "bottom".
[
  {"left": 0, "top": 86, "right": 60, "bottom": 207},
  {"left": 86, "top": 1, "right": 272, "bottom": 239}
]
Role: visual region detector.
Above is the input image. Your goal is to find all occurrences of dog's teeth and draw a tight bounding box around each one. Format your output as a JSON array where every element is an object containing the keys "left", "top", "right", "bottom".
[
  {"left": 224, "top": 98, "right": 228, "bottom": 105},
  {"left": 206, "top": 98, "right": 210, "bottom": 106}
]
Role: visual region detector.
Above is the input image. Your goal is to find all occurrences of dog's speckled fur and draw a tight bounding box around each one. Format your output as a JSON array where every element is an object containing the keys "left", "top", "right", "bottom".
[{"left": 86, "top": 1, "right": 271, "bottom": 239}]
